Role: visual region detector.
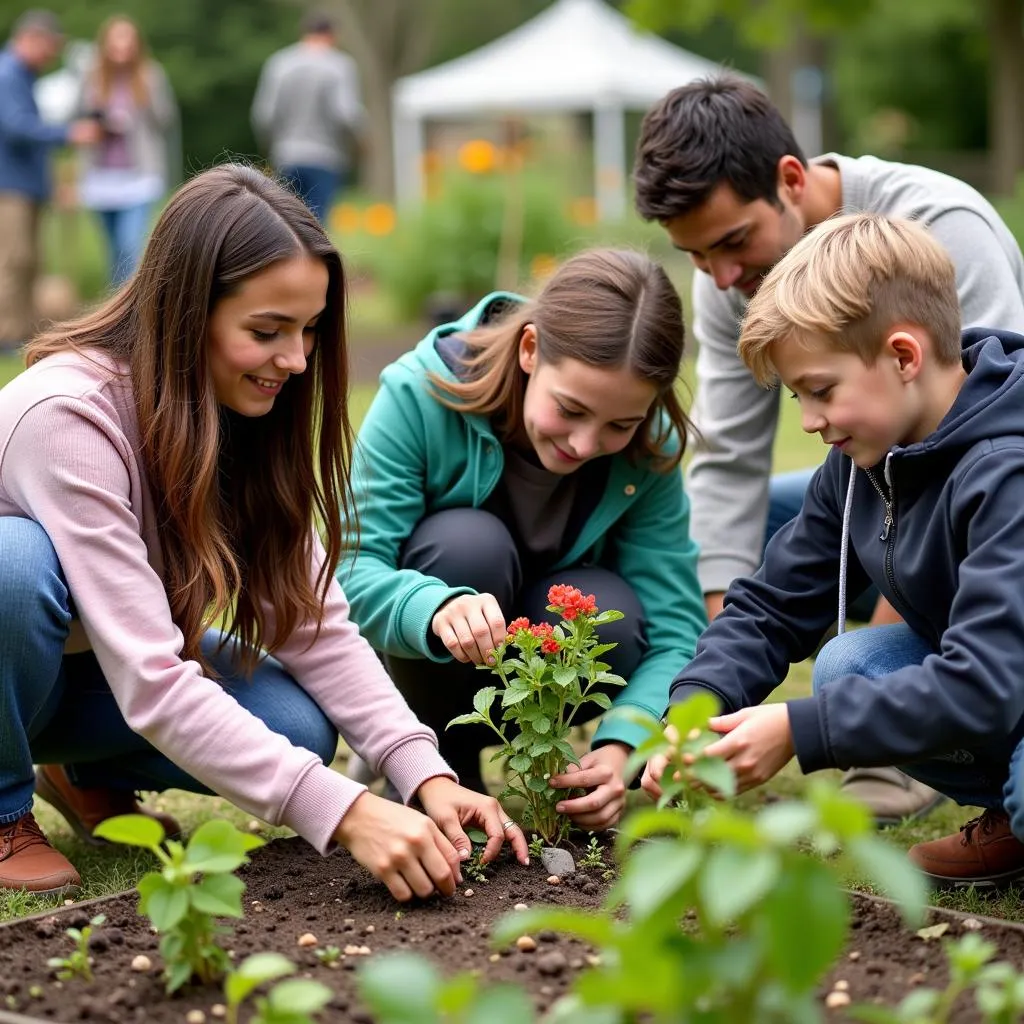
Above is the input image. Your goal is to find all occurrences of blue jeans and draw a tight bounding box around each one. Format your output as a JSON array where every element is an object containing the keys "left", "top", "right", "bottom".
[
  {"left": 0, "top": 516, "right": 338, "bottom": 824},
  {"left": 96, "top": 203, "right": 152, "bottom": 286},
  {"left": 279, "top": 165, "right": 342, "bottom": 224},
  {"left": 813, "top": 625, "right": 1024, "bottom": 839},
  {"left": 766, "top": 467, "right": 878, "bottom": 622}
]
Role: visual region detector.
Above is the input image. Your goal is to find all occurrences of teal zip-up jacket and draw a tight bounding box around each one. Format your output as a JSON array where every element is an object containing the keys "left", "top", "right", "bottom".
[{"left": 338, "top": 294, "right": 708, "bottom": 749}]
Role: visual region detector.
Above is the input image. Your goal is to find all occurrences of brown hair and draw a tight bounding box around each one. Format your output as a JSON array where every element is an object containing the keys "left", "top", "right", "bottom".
[
  {"left": 739, "top": 213, "right": 961, "bottom": 385},
  {"left": 26, "top": 163, "right": 353, "bottom": 676},
  {"left": 429, "top": 248, "right": 690, "bottom": 471},
  {"left": 634, "top": 76, "right": 805, "bottom": 223},
  {"left": 91, "top": 15, "right": 150, "bottom": 107}
]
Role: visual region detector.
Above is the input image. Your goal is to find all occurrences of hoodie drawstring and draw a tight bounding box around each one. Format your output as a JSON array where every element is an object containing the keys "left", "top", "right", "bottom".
[{"left": 837, "top": 456, "right": 857, "bottom": 635}]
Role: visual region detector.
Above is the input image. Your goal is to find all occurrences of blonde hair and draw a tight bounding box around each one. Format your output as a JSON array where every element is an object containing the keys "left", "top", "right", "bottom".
[{"left": 739, "top": 213, "right": 961, "bottom": 386}]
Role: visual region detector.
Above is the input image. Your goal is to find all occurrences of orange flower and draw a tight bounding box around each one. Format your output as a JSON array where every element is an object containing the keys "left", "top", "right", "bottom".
[
  {"left": 330, "top": 203, "right": 361, "bottom": 235},
  {"left": 458, "top": 139, "right": 498, "bottom": 175},
  {"left": 363, "top": 203, "right": 396, "bottom": 236}
]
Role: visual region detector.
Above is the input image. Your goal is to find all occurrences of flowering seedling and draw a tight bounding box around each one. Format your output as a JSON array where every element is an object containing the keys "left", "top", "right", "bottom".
[
  {"left": 92, "top": 814, "right": 264, "bottom": 993},
  {"left": 447, "top": 585, "right": 626, "bottom": 846},
  {"left": 46, "top": 913, "right": 105, "bottom": 983},
  {"left": 224, "top": 952, "right": 332, "bottom": 1024}
]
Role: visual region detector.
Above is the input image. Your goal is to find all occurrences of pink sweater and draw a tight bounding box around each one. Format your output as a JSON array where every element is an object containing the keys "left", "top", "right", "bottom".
[{"left": 0, "top": 351, "right": 454, "bottom": 853}]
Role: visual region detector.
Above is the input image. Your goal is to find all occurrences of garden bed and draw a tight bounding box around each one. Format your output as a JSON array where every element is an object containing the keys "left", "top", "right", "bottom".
[{"left": 1, "top": 835, "right": 1023, "bottom": 1023}]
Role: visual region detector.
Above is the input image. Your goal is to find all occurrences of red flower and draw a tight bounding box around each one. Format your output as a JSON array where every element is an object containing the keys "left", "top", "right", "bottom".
[
  {"left": 507, "top": 617, "right": 531, "bottom": 638},
  {"left": 547, "top": 583, "right": 599, "bottom": 619},
  {"left": 541, "top": 637, "right": 561, "bottom": 655},
  {"left": 530, "top": 622, "right": 554, "bottom": 639}
]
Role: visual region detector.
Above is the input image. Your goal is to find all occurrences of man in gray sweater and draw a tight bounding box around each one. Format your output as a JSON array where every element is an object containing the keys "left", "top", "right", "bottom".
[
  {"left": 251, "top": 12, "right": 365, "bottom": 224},
  {"left": 634, "top": 76, "right": 1024, "bottom": 824}
]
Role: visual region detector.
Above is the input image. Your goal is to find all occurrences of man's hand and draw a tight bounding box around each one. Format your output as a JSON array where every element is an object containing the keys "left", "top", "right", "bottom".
[
  {"left": 702, "top": 704, "right": 794, "bottom": 793},
  {"left": 416, "top": 776, "right": 530, "bottom": 866},
  {"left": 431, "top": 593, "right": 506, "bottom": 665},
  {"left": 549, "top": 743, "right": 630, "bottom": 831},
  {"left": 705, "top": 592, "right": 726, "bottom": 620}
]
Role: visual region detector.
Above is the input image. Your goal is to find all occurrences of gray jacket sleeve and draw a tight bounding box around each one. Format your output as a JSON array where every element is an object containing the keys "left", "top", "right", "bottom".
[
  {"left": 927, "top": 209, "right": 1024, "bottom": 334},
  {"left": 250, "top": 54, "right": 279, "bottom": 146},
  {"left": 685, "top": 270, "right": 781, "bottom": 594}
]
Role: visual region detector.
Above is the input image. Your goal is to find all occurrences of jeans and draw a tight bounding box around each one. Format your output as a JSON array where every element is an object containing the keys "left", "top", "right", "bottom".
[
  {"left": 96, "top": 203, "right": 152, "bottom": 287},
  {"left": 384, "top": 508, "right": 648, "bottom": 786},
  {"left": 279, "top": 165, "right": 342, "bottom": 225},
  {"left": 766, "top": 467, "right": 878, "bottom": 622},
  {"left": 813, "top": 625, "right": 1024, "bottom": 839},
  {"left": 0, "top": 516, "right": 338, "bottom": 824}
]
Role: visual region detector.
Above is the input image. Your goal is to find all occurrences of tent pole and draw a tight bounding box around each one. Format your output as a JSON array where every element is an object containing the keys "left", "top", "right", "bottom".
[
  {"left": 392, "top": 108, "right": 426, "bottom": 208},
  {"left": 593, "top": 103, "right": 626, "bottom": 221}
]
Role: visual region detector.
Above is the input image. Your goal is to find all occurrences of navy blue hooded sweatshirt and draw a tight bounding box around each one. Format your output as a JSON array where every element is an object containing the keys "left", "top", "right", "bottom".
[{"left": 670, "top": 329, "right": 1024, "bottom": 776}]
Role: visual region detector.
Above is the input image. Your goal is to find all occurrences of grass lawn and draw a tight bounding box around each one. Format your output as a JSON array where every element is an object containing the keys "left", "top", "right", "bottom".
[{"left": 0, "top": 334, "right": 1004, "bottom": 926}]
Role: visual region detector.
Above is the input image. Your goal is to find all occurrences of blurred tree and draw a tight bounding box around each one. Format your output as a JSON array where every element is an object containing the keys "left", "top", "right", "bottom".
[{"left": 625, "top": 0, "right": 1024, "bottom": 194}]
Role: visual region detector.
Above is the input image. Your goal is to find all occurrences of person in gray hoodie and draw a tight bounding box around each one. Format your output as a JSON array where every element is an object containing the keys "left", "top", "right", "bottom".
[
  {"left": 645, "top": 214, "right": 1024, "bottom": 889},
  {"left": 251, "top": 12, "right": 365, "bottom": 224},
  {"left": 633, "top": 75, "right": 1024, "bottom": 824}
]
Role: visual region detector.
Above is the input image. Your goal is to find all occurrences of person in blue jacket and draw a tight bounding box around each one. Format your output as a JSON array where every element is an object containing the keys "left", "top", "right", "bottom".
[
  {"left": 338, "top": 248, "right": 707, "bottom": 832},
  {"left": 644, "top": 212, "right": 1024, "bottom": 888}
]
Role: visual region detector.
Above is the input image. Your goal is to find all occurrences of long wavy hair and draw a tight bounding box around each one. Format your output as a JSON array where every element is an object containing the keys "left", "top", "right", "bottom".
[
  {"left": 429, "top": 248, "right": 691, "bottom": 471},
  {"left": 26, "top": 163, "right": 353, "bottom": 676},
  {"left": 90, "top": 15, "right": 151, "bottom": 108}
]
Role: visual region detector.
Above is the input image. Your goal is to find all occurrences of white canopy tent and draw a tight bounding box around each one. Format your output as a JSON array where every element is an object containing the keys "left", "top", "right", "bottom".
[{"left": 392, "top": 0, "right": 740, "bottom": 220}]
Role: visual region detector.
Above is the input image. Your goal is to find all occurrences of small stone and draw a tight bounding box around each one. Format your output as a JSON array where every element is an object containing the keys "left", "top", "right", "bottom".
[
  {"left": 64, "top": 899, "right": 74, "bottom": 906},
  {"left": 515, "top": 935, "right": 537, "bottom": 952},
  {"left": 834, "top": 980, "right": 849, "bottom": 992},
  {"left": 537, "top": 951, "right": 568, "bottom": 977},
  {"left": 488, "top": 954, "right": 501, "bottom": 963},
  {"left": 546, "top": 875, "right": 561, "bottom": 885},
  {"left": 825, "top": 992, "right": 851, "bottom": 1009},
  {"left": 464, "top": 889, "right": 474, "bottom": 897},
  {"left": 962, "top": 917, "right": 983, "bottom": 931},
  {"left": 344, "top": 944, "right": 371, "bottom": 956},
  {"left": 909, "top": 972, "right": 926, "bottom": 986},
  {"left": 569, "top": 958, "right": 583, "bottom": 970},
  {"left": 585, "top": 954, "right": 602, "bottom": 967},
  {"left": 848, "top": 951, "right": 861, "bottom": 961},
  {"left": 246, "top": 820, "right": 261, "bottom": 832},
  {"left": 297, "top": 933, "right": 318, "bottom": 947},
  {"left": 514, "top": 903, "right": 529, "bottom": 911},
  {"left": 541, "top": 847, "right": 576, "bottom": 878},
  {"left": 186, "top": 1012, "right": 206, "bottom": 1024},
  {"left": 364, "top": 925, "right": 375, "bottom": 934},
  {"left": 540, "top": 985, "right": 553, "bottom": 996},
  {"left": 130, "top": 955, "right": 151, "bottom": 973},
  {"left": 210, "top": 1007, "right": 226, "bottom": 1019}
]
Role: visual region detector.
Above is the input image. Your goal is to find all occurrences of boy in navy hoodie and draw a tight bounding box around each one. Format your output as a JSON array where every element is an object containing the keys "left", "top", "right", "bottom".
[{"left": 644, "top": 212, "right": 1024, "bottom": 887}]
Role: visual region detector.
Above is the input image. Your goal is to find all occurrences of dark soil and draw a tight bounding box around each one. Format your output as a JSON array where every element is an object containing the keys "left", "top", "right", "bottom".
[{"left": 3, "top": 837, "right": 1024, "bottom": 1023}]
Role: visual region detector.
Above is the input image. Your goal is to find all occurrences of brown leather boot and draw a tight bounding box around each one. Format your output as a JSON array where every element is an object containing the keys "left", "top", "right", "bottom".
[
  {"left": 908, "top": 808, "right": 1024, "bottom": 889},
  {"left": 34, "top": 765, "right": 182, "bottom": 846},
  {"left": 0, "top": 813, "right": 81, "bottom": 894}
]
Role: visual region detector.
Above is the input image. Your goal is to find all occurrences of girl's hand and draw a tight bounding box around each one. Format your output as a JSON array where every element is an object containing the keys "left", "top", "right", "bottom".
[
  {"left": 333, "top": 791, "right": 463, "bottom": 902},
  {"left": 431, "top": 593, "right": 506, "bottom": 665},
  {"left": 549, "top": 743, "right": 630, "bottom": 831},
  {"left": 702, "top": 704, "right": 794, "bottom": 794},
  {"left": 416, "top": 776, "right": 530, "bottom": 866}
]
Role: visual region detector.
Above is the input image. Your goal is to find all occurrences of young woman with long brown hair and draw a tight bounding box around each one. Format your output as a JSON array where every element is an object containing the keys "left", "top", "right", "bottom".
[
  {"left": 339, "top": 249, "right": 708, "bottom": 832},
  {"left": 0, "top": 163, "right": 526, "bottom": 900}
]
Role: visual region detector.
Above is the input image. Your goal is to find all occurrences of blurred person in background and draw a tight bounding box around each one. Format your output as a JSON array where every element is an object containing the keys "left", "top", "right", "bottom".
[
  {"left": 76, "top": 15, "right": 177, "bottom": 287},
  {"left": 0, "top": 9, "right": 100, "bottom": 352},
  {"left": 251, "top": 11, "right": 365, "bottom": 224}
]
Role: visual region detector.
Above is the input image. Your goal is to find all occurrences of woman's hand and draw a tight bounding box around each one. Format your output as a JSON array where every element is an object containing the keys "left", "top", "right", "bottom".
[
  {"left": 431, "top": 593, "right": 506, "bottom": 665},
  {"left": 548, "top": 742, "right": 630, "bottom": 831},
  {"left": 333, "top": 791, "right": 463, "bottom": 902},
  {"left": 416, "top": 776, "right": 530, "bottom": 866}
]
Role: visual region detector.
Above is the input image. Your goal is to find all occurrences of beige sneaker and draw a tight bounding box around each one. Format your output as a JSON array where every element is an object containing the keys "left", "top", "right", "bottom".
[{"left": 841, "top": 766, "right": 946, "bottom": 827}]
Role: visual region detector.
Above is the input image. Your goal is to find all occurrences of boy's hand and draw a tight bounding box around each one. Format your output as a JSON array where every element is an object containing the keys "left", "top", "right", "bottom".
[
  {"left": 640, "top": 724, "right": 679, "bottom": 801},
  {"left": 549, "top": 743, "right": 629, "bottom": 831},
  {"left": 702, "top": 704, "right": 794, "bottom": 793}
]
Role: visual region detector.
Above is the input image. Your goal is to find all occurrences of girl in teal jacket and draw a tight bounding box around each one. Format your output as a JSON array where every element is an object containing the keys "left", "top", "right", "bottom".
[{"left": 338, "top": 249, "right": 707, "bottom": 830}]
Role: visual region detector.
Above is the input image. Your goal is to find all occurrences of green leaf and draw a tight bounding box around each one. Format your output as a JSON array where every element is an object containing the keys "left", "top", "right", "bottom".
[
  {"left": 526, "top": 776, "right": 549, "bottom": 793},
  {"left": 93, "top": 813, "right": 165, "bottom": 850},
  {"left": 688, "top": 756, "right": 736, "bottom": 799},
  {"left": 593, "top": 610, "right": 624, "bottom": 624},
  {"left": 529, "top": 741, "right": 553, "bottom": 756},
  {"left": 595, "top": 673, "right": 627, "bottom": 689},
  {"left": 847, "top": 837, "right": 928, "bottom": 927},
  {"left": 183, "top": 819, "right": 264, "bottom": 874},
  {"left": 491, "top": 907, "right": 616, "bottom": 947},
  {"left": 508, "top": 754, "right": 532, "bottom": 773},
  {"left": 553, "top": 666, "right": 578, "bottom": 688},
  {"left": 615, "top": 839, "right": 701, "bottom": 920},
  {"left": 552, "top": 738, "right": 580, "bottom": 765},
  {"left": 189, "top": 872, "right": 245, "bottom": 918},
  {"left": 756, "top": 801, "right": 818, "bottom": 845},
  {"left": 665, "top": 691, "right": 722, "bottom": 737},
  {"left": 138, "top": 874, "right": 189, "bottom": 931},
  {"left": 466, "top": 828, "right": 488, "bottom": 844},
  {"left": 699, "top": 848, "right": 781, "bottom": 926},
  {"left": 473, "top": 686, "right": 498, "bottom": 717},
  {"left": 226, "top": 953, "right": 295, "bottom": 1006},
  {"left": 357, "top": 952, "right": 442, "bottom": 1021},
  {"left": 464, "top": 983, "right": 536, "bottom": 1024},
  {"left": 266, "top": 979, "right": 333, "bottom": 1015},
  {"left": 533, "top": 715, "right": 552, "bottom": 734},
  {"left": 447, "top": 712, "right": 486, "bottom": 728},
  {"left": 501, "top": 688, "right": 533, "bottom": 708},
  {"left": 588, "top": 643, "right": 618, "bottom": 658},
  {"left": 166, "top": 957, "right": 194, "bottom": 994},
  {"left": 585, "top": 692, "right": 613, "bottom": 711}
]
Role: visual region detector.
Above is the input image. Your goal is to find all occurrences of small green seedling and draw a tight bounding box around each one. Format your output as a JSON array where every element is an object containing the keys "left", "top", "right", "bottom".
[
  {"left": 47, "top": 913, "right": 105, "bottom": 983},
  {"left": 224, "top": 952, "right": 333, "bottom": 1024},
  {"left": 463, "top": 828, "right": 489, "bottom": 884},
  {"left": 577, "top": 835, "right": 606, "bottom": 870},
  {"left": 313, "top": 945, "right": 342, "bottom": 968},
  {"left": 527, "top": 833, "right": 545, "bottom": 860},
  {"left": 93, "top": 814, "right": 264, "bottom": 993}
]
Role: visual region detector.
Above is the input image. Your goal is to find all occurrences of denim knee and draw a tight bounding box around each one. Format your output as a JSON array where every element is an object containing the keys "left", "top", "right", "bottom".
[
  {"left": 0, "top": 517, "right": 71, "bottom": 638},
  {"left": 400, "top": 508, "right": 520, "bottom": 605},
  {"left": 812, "top": 632, "right": 865, "bottom": 697}
]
